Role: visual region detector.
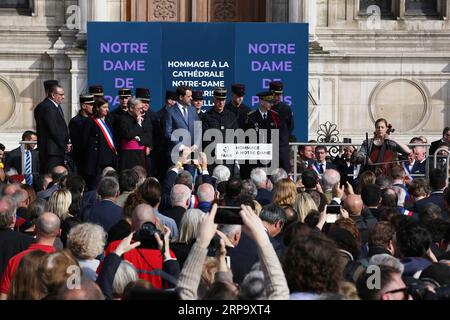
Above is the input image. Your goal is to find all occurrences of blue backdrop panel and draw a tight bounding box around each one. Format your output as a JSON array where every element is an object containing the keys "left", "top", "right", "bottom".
[
  {"left": 161, "top": 23, "right": 235, "bottom": 110},
  {"left": 87, "top": 22, "right": 308, "bottom": 141},
  {"left": 234, "top": 23, "right": 308, "bottom": 141},
  {"left": 87, "top": 22, "right": 162, "bottom": 109}
]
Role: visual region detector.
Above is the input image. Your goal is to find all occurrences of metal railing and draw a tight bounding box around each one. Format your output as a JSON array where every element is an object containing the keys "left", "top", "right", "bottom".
[{"left": 288, "top": 142, "right": 434, "bottom": 181}]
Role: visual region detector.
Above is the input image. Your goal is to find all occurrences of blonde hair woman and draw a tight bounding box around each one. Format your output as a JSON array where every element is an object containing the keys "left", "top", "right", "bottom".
[
  {"left": 47, "top": 189, "right": 72, "bottom": 221},
  {"left": 171, "top": 209, "right": 205, "bottom": 268},
  {"left": 272, "top": 178, "right": 298, "bottom": 221},
  {"left": 294, "top": 192, "right": 318, "bottom": 223},
  {"left": 67, "top": 223, "right": 107, "bottom": 281}
]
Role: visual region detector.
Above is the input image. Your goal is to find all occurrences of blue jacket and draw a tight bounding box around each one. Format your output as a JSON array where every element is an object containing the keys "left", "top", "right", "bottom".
[
  {"left": 162, "top": 103, "right": 201, "bottom": 154},
  {"left": 88, "top": 200, "right": 123, "bottom": 232}
]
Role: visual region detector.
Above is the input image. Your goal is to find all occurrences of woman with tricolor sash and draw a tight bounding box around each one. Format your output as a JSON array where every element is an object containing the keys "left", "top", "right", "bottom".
[{"left": 82, "top": 97, "right": 118, "bottom": 190}]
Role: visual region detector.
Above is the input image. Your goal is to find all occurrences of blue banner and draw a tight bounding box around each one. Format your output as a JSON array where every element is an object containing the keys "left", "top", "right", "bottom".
[{"left": 87, "top": 22, "right": 308, "bottom": 141}]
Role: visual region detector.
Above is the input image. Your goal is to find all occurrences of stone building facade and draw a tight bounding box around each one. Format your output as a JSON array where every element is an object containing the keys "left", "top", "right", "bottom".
[{"left": 0, "top": 0, "right": 449, "bottom": 150}]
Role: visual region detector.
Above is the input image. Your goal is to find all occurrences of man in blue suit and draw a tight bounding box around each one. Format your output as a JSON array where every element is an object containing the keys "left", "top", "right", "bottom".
[
  {"left": 86, "top": 177, "right": 123, "bottom": 232},
  {"left": 162, "top": 85, "right": 201, "bottom": 166}
]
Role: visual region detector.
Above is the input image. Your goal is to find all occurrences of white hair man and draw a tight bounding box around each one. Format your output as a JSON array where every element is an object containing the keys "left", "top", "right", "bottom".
[
  {"left": 250, "top": 167, "right": 273, "bottom": 206},
  {"left": 162, "top": 184, "right": 191, "bottom": 228},
  {"left": 213, "top": 165, "right": 231, "bottom": 185}
]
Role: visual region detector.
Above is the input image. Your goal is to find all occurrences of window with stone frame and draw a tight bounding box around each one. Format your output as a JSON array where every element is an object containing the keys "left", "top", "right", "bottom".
[
  {"left": 359, "top": 0, "right": 394, "bottom": 17},
  {"left": 405, "top": 0, "right": 438, "bottom": 16},
  {"left": 0, "top": 0, "right": 30, "bottom": 8}
]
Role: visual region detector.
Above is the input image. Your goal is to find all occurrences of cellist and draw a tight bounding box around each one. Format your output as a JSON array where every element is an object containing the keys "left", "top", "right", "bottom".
[{"left": 356, "top": 118, "right": 412, "bottom": 176}]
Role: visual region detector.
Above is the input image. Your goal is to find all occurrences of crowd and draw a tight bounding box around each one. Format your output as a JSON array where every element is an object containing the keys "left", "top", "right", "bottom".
[{"left": 0, "top": 80, "right": 450, "bottom": 300}]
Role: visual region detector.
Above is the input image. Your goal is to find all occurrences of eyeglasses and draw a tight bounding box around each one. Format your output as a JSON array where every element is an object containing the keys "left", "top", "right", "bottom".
[{"left": 384, "top": 287, "right": 409, "bottom": 300}]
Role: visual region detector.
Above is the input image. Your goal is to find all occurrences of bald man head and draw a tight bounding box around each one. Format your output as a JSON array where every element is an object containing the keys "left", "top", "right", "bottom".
[
  {"left": 131, "top": 203, "right": 156, "bottom": 231},
  {"left": 344, "top": 194, "right": 364, "bottom": 216},
  {"left": 35, "top": 212, "right": 61, "bottom": 238},
  {"left": 170, "top": 184, "right": 191, "bottom": 209},
  {"left": 197, "top": 183, "right": 215, "bottom": 203}
]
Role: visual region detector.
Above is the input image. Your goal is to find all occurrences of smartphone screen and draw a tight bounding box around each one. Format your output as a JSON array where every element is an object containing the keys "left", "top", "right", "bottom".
[
  {"left": 214, "top": 206, "right": 243, "bottom": 225},
  {"left": 326, "top": 205, "right": 341, "bottom": 214}
]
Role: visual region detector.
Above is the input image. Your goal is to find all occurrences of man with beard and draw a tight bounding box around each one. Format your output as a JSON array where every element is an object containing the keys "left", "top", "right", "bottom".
[
  {"left": 69, "top": 93, "right": 95, "bottom": 178},
  {"left": 162, "top": 85, "right": 200, "bottom": 166}
]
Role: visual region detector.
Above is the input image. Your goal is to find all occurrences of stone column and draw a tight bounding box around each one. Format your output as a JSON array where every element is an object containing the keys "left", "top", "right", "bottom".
[
  {"left": 93, "top": 0, "right": 108, "bottom": 21},
  {"left": 66, "top": 49, "right": 88, "bottom": 118}
]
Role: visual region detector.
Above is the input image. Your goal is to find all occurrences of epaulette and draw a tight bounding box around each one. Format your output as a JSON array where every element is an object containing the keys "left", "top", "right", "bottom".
[{"left": 247, "top": 110, "right": 256, "bottom": 115}]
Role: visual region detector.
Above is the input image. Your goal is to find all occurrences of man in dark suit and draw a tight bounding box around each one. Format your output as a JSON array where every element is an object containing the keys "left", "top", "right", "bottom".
[
  {"left": 250, "top": 167, "right": 273, "bottom": 206},
  {"left": 162, "top": 85, "right": 201, "bottom": 166},
  {"left": 68, "top": 93, "right": 94, "bottom": 179},
  {"left": 202, "top": 87, "right": 238, "bottom": 173},
  {"left": 429, "top": 127, "right": 450, "bottom": 156},
  {"left": 86, "top": 177, "right": 123, "bottom": 232},
  {"left": 225, "top": 83, "right": 251, "bottom": 129},
  {"left": 414, "top": 168, "right": 448, "bottom": 220},
  {"left": 228, "top": 203, "right": 286, "bottom": 284},
  {"left": 192, "top": 90, "right": 205, "bottom": 119},
  {"left": 311, "top": 145, "right": 337, "bottom": 179},
  {"left": 34, "top": 82, "right": 71, "bottom": 174},
  {"left": 269, "top": 81, "right": 295, "bottom": 141},
  {"left": 4, "top": 130, "right": 39, "bottom": 187},
  {"left": 241, "top": 91, "right": 289, "bottom": 178}
]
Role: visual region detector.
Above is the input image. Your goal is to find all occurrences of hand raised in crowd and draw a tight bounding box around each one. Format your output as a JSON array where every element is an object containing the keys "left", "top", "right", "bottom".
[
  {"left": 199, "top": 152, "right": 208, "bottom": 170},
  {"left": 340, "top": 207, "right": 350, "bottom": 219},
  {"left": 66, "top": 143, "right": 73, "bottom": 154},
  {"left": 316, "top": 182, "right": 323, "bottom": 194},
  {"left": 196, "top": 203, "right": 219, "bottom": 249},
  {"left": 113, "top": 232, "right": 141, "bottom": 256},
  {"left": 345, "top": 181, "right": 355, "bottom": 195},
  {"left": 239, "top": 204, "right": 270, "bottom": 246},
  {"left": 136, "top": 114, "right": 144, "bottom": 126},
  {"left": 215, "top": 231, "right": 231, "bottom": 273},
  {"left": 154, "top": 225, "right": 172, "bottom": 260},
  {"left": 316, "top": 205, "right": 327, "bottom": 231},
  {"left": 332, "top": 183, "right": 345, "bottom": 199}
]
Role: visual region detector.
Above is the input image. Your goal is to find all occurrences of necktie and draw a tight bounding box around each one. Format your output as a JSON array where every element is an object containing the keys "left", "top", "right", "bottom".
[
  {"left": 25, "top": 150, "right": 33, "bottom": 186},
  {"left": 58, "top": 105, "right": 65, "bottom": 119},
  {"left": 263, "top": 113, "right": 267, "bottom": 120},
  {"left": 319, "top": 163, "right": 324, "bottom": 174},
  {"left": 182, "top": 107, "right": 188, "bottom": 123}
]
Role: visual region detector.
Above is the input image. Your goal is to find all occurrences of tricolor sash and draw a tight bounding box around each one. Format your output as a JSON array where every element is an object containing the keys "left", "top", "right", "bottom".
[
  {"left": 402, "top": 161, "right": 413, "bottom": 181},
  {"left": 311, "top": 162, "right": 324, "bottom": 178},
  {"left": 93, "top": 117, "right": 118, "bottom": 155}
]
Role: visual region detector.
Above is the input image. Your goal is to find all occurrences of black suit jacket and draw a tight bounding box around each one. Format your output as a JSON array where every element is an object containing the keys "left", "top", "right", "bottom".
[
  {"left": 4, "top": 147, "right": 39, "bottom": 181},
  {"left": 34, "top": 98, "right": 69, "bottom": 158},
  {"left": 81, "top": 116, "right": 118, "bottom": 176},
  {"left": 429, "top": 139, "right": 443, "bottom": 156}
]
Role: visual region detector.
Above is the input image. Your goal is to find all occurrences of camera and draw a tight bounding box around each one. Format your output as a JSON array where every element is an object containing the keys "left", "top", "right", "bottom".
[
  {"left": 406, "top": 278, "right": 450, "bottom": 300},
  {"left": 214, "top": 206, "right": 243, "bottom": 225},
  {"left": 132, "top": 222, "right": 164, "bottom": 250}
]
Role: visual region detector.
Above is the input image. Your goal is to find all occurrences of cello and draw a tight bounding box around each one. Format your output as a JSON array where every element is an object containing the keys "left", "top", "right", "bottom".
[{"left": 369, "top": 124, "right": 397, "bottom": 177}]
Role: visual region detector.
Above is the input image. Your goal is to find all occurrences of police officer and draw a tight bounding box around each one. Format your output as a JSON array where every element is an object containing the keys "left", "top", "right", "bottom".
[
  {"left": 225, "top": 83, "right": 251, "bottom": 129},
  {"left": 192, "top": 90, "right": 205, "bottom": 120},
  {"left": 269, "top": 81, "right": 295, "bottom": 140},
  {"left": 68, "top": 93, "right": 95, "bottom": 178},
  {"left": 89, "top": 85, "right": 105, "bottom": 99},
  {"left": 202, "top": 87, "right": 238, "bottom": 173},
  {"left": 109, "top": 88, "right": 132, "bottom": 158},
  {"left": 242, "top": 91, "right": 290, "bottom": 177}
]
